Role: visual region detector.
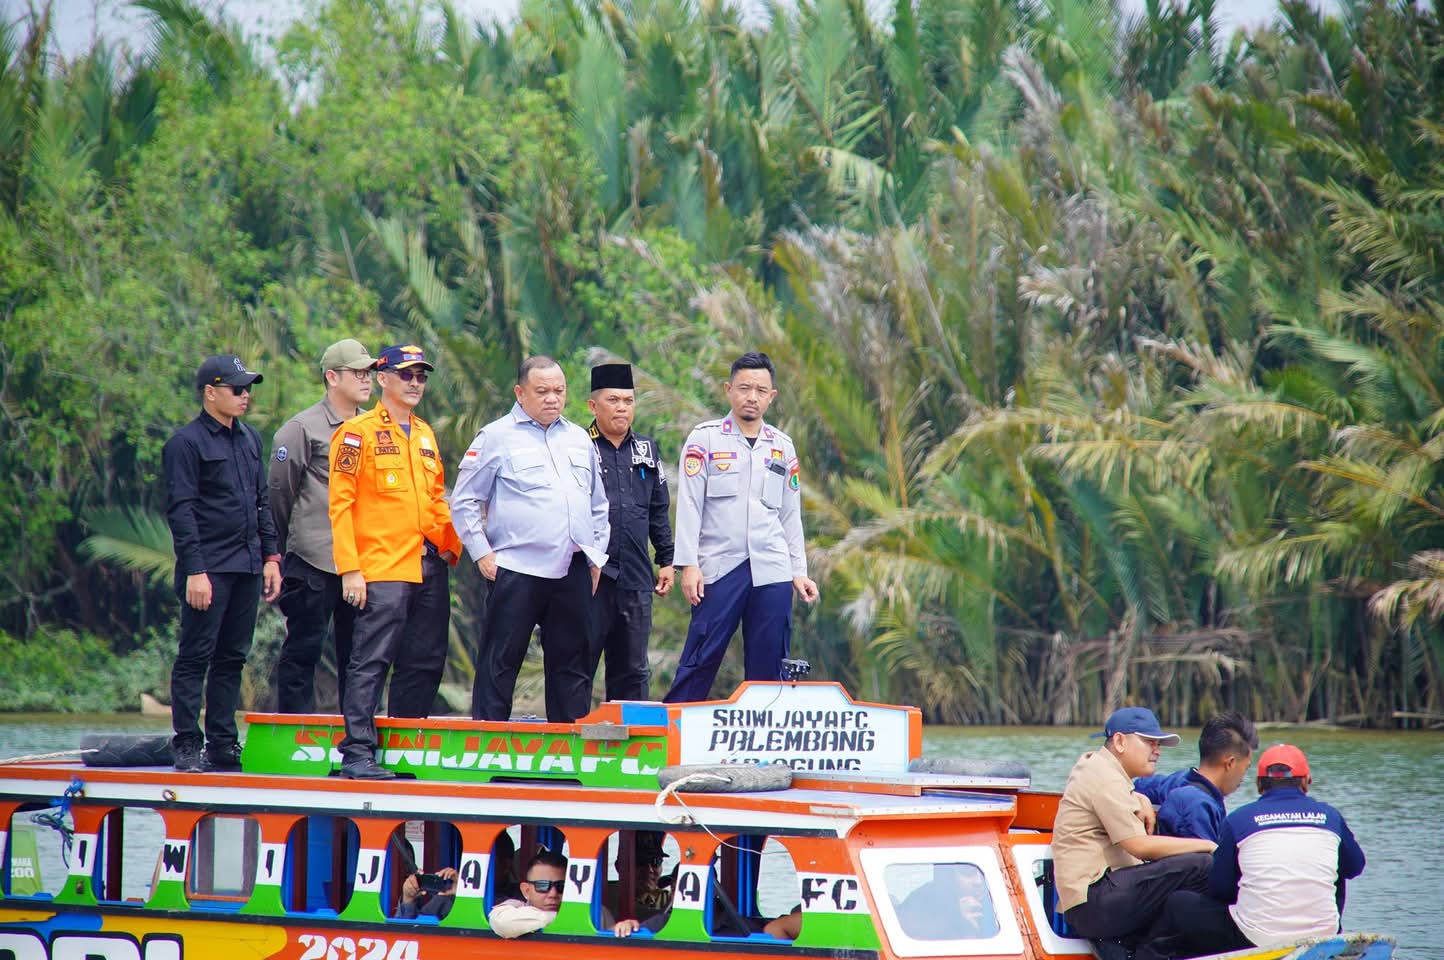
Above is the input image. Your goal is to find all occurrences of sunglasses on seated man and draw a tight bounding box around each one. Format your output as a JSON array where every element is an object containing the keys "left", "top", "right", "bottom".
[{"left": 523, "top": 878, "right": 561, "bottom": 892}]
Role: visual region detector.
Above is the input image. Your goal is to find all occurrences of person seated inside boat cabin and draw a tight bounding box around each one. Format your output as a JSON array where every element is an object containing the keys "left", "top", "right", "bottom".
[
  {"left": 1052, "top": 707, "right": 1215, "bottom": 958},
  {"left": 1159, "top": 744, "right": 1367, "bottom": 957},
  {"left": 1133, "top": 711, "right": 1258, "bottom": 842},
  {"left": 894, "top": 863, "right": 999, "bottom": 940},
  {"left": 489, "top": 849, "right": 567, "bottom": 938},
  {"left": 602, "top": 831, "right": 671, "bottom": 933},
  {"left": 397, "top": 831, "right": 520, "bottom": 920}
]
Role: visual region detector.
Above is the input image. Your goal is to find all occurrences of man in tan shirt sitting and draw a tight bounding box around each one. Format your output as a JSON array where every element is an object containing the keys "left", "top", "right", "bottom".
[{"left": 1053, "top": 707, "right": 1215, "bottom": 955}]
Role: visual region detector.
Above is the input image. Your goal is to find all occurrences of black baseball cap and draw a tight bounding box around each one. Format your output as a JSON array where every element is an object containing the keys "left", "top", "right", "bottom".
[{"left": 196, "top": 355, "right": 263, "bottom": 389}]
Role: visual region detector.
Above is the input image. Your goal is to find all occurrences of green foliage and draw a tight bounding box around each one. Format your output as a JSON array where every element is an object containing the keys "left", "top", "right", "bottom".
[
  {"left": 4, "top": 0, "right": 1444, "bottom": 726},
  {"left": 0, "top": 628, "right": 173, "bottom": 713}
]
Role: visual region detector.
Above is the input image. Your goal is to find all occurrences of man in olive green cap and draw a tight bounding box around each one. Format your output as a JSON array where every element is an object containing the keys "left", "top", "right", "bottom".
[{"left": 269, "top": 338, "right": 378, "bottom": 713}]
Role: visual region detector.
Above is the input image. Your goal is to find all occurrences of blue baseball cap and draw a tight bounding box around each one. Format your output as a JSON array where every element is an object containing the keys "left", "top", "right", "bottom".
[
  {"left": 1091, "top": 707, "right": 1180, "bottom": 745},
  {"left": 376, "top": 343, "right": 433, "bottom": 371}
]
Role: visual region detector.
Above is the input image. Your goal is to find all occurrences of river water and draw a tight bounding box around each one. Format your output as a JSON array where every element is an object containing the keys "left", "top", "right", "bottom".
[{"left": 1, "top": 716, "right": 1440, "bottom": 958}]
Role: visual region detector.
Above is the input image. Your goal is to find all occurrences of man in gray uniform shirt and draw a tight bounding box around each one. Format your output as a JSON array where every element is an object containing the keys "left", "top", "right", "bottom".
[
  {"left": 663, "top": 352, "right": 818, "bottom": 703},
  {"left": 451, "top": 356, "right": 610, "bottom": 722},
  {"left": 269, "top": 338, "right": 377, "bottom": 713}
]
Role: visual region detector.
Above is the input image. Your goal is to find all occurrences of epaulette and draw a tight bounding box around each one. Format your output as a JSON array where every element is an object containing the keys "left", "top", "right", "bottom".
[
  {"left": 766, "top": 424, "right": 793, "bottom": 444},
  {"left": 411, "top": 412, "right": 430, "bottom": 429},
  {"left": 694, "top": 418, "right": 725, "bottom": 430}
]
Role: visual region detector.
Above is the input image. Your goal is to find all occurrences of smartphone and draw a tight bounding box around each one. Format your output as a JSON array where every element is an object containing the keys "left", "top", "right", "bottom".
[{"left": 417, "top": 872, "right": 451, "bottom": 893}]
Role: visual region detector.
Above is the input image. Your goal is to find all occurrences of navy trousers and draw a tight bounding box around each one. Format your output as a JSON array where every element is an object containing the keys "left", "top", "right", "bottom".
[{"left": 663, "top": 562, "right": 792, "bottom": 703}]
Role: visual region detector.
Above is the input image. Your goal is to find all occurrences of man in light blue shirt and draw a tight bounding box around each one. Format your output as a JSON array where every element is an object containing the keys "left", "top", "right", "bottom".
[{"left": 452, "top": 356, "right": 610, "bottom": 721}]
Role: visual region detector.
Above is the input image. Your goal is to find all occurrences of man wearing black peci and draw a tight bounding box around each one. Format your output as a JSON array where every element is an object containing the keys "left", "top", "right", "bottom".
[
  {"left": 162, "top": 354, "right": 282, "bottom": 772},
  {"left": 585, "top": 362, "right": 674, "bottom": 702}
]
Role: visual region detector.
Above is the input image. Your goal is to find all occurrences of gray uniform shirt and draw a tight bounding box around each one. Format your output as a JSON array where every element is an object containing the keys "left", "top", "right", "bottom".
[
  {"left": 269, "top": 396, "right": 347, "bottom": 573},
  {"left": 451, "top": 403, "right": 610, "bottom": 579},
  {"left": 673, "top": 415, "right": 807, "bottom": 586}
]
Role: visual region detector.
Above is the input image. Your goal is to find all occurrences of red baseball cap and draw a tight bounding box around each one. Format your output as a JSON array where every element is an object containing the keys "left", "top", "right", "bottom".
[{"left": 1257, "top": 743, "right": 1310, "bottom": 780}]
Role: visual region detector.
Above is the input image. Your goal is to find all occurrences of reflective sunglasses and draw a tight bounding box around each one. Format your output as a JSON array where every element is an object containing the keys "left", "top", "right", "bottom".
[
  {"left": 524, "top": 878, "right": 561, "bottom": 892},
  {"left": 389, "top": 369, "right": 429, "bottom": 383}
]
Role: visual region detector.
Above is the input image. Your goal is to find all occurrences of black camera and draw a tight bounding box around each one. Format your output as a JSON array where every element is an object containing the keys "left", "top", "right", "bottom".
[
  {"left": 779, "top": 658, "right": 811, "bottom": 681},
  {"left": 417, "top": 872, "right": 451, "bottom": 893}
]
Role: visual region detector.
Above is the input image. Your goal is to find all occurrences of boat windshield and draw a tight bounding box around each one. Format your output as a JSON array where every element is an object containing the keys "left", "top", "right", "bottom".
[{"left": 884, "top": 862, "right": 1000, "bottom": 940}]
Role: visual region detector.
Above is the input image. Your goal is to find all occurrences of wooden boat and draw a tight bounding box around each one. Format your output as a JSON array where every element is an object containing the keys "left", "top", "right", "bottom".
[{"left": 0, "top": 681, "right": 1394, "bottom": 960}]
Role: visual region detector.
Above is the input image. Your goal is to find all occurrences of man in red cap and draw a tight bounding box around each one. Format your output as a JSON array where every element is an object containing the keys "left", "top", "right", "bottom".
[
  {"left": 329, "top": 343, "right": 462, "bottom": 779},
  {"left": 1162, "top": 743, "right": 1366, "bottom": 955},
  {"left": 1052, "top": 707, "right": 1216, "bottom": 954}
]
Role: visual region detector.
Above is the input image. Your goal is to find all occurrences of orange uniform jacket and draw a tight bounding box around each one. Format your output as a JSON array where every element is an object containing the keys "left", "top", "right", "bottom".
[{"left": 328, "top": 404, "right": 462, "bottom": 583}]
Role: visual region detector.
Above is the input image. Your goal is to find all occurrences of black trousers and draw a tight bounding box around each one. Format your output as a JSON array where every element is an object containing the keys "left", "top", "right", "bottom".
[
  {"left": 587, "top": 576, "right": 653, "bottom": 702},
  {"left": 1163, "top": 890, "right": 1253, "bottom": 957},
  {"left": 388, "top": 554, "right": 451, "bottom": 718},
  {"left": 171, "top": 570, "right": 261, "bottom": 748},
  {"left": 338, "top": 555, "right": 450, "bottom": 764},
  {"left": 472, "top": 553, "right": 592, "bottom": 723},
  {"left": 1063, "top": 853, "right": 1212, "bottom": 944},
  {"left": 275, "top": 553, "right": 355, "bottom": 714}
]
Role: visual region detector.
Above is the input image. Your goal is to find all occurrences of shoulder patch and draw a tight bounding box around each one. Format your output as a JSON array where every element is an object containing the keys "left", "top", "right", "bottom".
[
  {"left": 274, "top": 445, "right": 288, "bottom": 462},
  {"left": 788, "top": 457, "right": 800, "bottom": 491},
  {"left": 334, "top": 446, "right": 360, "bottom": 476},
  {"left": 342, "top": 431, "right": 363, "bottom": 448},
  {"left": 683, "top": 446, "right": 704, "bottom": 477}
]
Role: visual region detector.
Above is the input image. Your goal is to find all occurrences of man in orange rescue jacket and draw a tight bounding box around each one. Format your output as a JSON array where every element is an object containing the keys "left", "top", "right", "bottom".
[{"left": 329, "top": 343, "right": 462, "bottom": 779}]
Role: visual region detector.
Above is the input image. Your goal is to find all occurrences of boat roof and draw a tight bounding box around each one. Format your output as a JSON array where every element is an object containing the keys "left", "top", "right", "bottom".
[{"left": 0, "top": 683, "right": 1034, "bottom": 834}]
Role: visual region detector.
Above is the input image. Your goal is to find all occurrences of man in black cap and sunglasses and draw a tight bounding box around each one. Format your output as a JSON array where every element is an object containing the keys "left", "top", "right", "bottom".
[{"left": 162, "top": 354, "right": 283, "bottom": 772}]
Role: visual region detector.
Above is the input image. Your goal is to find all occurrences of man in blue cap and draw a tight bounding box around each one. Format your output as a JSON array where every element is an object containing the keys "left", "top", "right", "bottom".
[{"left": 1051, "top": 707, "right": 1216, "bottom": 956}]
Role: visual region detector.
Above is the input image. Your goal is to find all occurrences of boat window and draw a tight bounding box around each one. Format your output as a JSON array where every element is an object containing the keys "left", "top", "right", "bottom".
[
  {"left": 708, "top": 833, "right": 801, "bottom": 940},
  {"left": 858, "top": 845, "right": 1024, "bottom": 958},
  {"left": 885, "top": 862, "right": 999, "bottom": 939},
  {"left": 384, "top": 820, "right": 465, "bottom": 921},
  {"left": 284, "top": 815, "right": 360, "bottom": 914},
  {"left": 596, "top": 829, "right": 677, "bottom": 932},
  {"left": 189, "top": 814, "right": 259, "bottom": 902},
  {"left": 1007, "top": 843, "right": 1092, "bottom": 954},
  {"left": 4, "top": 804, "right": 69, "bottom": 899},
  {"left": 94, "top": 807, "right": 164, "bottom": 903}
]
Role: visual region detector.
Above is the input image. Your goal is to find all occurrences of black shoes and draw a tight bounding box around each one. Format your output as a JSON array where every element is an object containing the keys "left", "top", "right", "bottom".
[
  {"left": 172, "top": 737, "right": 204, "bottom": 772},
  {"left": 340, "top": 758, "right": 396, "bottom": 780},
  {"left": 204, "top": 741, "right": 243, "bottom": 771},
  {"left": 172, "top": 737, "right": 243, "bottom": 772}
]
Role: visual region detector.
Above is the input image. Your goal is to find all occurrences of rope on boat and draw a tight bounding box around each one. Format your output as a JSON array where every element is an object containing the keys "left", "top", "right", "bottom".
[
  {"left": 0, "top": 750, "right": 85, "bottom": 765},
  {"left": 27, "top": 776, "right": 85, "bottom": 867},
  {"left": 653, "top": 772, "right": 732, "bottom": 825}
]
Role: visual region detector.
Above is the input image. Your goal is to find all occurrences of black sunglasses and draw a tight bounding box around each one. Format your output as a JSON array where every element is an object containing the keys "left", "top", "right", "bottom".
[
  {"left": 524, "top": 878, "right": 560, "bottom": 892},
  {"left": 225, "top": 384, "right": 251, "bottom": 396}
]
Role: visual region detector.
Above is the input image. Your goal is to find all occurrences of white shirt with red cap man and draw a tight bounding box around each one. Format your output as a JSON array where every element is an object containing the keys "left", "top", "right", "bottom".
[{"left": 1207, "top": 743, "right": 1366, "bottom": 946}]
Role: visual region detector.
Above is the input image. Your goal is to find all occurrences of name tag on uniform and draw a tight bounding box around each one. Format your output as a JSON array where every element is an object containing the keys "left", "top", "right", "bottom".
[
  {"left": 631, "top": 438, "right": 655, "bottom": 468},
  {"left": 768, "top": 459, "right": 787, "bottom": 476}
]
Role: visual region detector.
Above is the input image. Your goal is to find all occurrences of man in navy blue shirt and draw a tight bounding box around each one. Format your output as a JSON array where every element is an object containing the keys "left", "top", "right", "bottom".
[
  {"left": 1134, "top": 711, "right": 1258, "bottom": 841},
  {"left": 163, "top": 355, "right": 282, "bottom": 772},
  {"left": 1161, "top": 744, "right": 1366, "bottom": 955}
]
